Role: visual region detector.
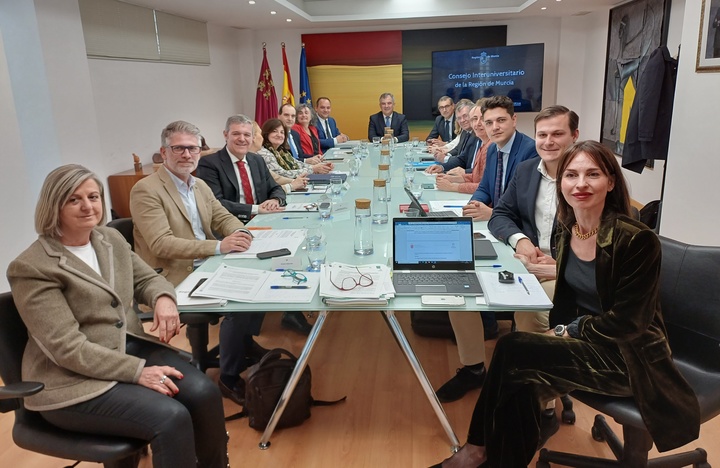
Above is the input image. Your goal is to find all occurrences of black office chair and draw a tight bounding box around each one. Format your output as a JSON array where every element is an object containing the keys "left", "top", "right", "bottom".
[
  {"left": 106, "top": 218, "right": 222, "bottom": 372},
  {"left": 0, "top": 292, "right": 146, "bottom": 468},
  {"left": 537, "top": 236, "right": 720, "bottom": 467}
]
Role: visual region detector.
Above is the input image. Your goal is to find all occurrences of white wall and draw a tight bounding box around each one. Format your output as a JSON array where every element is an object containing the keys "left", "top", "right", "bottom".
[{"left": 660, "top": 0, "right": 720, "bottom": 245}]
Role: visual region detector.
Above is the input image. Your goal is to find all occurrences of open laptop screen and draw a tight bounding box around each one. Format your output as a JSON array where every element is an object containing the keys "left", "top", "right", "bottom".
[{"left": 393, "top": 217, "right": 475, "bottom": 270}]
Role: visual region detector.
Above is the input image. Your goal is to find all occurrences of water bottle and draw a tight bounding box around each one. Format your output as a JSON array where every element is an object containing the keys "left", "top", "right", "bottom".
[
  {"left": 377, "top": 164, "right": 391, "bottom": 201},
  {"left": 372, "top": 179, "right": 389, "bottom": 225},
  {"left": 380, "top": 149, "right": 391, "bottom": 167},
  {"left": 353, "top": 198, "right": 374, "bottom": 255}
]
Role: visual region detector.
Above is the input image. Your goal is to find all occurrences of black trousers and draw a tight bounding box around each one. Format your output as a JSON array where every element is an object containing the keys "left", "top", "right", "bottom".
[
  {"left": 41, "top": 337, "right": 228, "bottom": 468},
  {"left": 467, "top": 332, "right": 633, "bottom": 467},
  {"left": 219, "top": 312, "right": 264, "bottom": 386}
]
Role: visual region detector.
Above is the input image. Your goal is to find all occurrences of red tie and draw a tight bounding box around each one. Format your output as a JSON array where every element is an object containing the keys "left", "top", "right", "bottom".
[{"left": 237, "top": 160, "right": 254, "bottom": 205}]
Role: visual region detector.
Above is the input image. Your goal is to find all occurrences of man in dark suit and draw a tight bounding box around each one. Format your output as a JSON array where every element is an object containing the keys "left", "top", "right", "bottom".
[
  {"left": 197, "top": 114, "right": 286, "bottom": 222},
  {"left": 463, "top": 95, "right": 539, "bottom": 221},
  {"left": 279, "top": 103, "right": 303, "bottom": 160},
  {"left": 315, "top": 97, "right": 349, "bottom": 151},
  {"left": 427, "top": 98, "right": 474, "bottom": 163},
  {"left": 426, "top": 95, "right": 457, "bottom": 144},
  {"left": 368, "top": 92, "right": 409, "bottom": 143},
  {"left": 425, "top": 100, "right": 479, "bottom": 174}
]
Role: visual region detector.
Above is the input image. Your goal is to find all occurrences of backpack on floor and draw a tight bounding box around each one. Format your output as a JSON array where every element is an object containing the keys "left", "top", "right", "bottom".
[{"left": 227, "top": 348, "right": 345, "bottom": 430}]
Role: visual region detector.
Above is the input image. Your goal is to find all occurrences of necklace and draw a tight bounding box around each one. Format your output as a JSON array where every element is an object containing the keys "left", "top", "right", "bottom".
[{"left": 573, "top": 223, "right": 598, "bottom": 240}]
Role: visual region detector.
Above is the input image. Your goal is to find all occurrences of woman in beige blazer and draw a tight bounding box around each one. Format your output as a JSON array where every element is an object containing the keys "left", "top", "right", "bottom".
[{"left": 7, "top": 165, "right": 228, "bottom": 468}]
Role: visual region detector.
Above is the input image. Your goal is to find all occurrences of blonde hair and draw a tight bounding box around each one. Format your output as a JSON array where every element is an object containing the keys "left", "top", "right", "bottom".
[{"left": 35, "top": 164, "right": 106, "bottom": 238}]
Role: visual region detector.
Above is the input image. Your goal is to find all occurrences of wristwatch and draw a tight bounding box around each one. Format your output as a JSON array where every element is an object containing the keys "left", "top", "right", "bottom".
[{"left": 554, "top": 324, "right": 567, "bottom": 337}]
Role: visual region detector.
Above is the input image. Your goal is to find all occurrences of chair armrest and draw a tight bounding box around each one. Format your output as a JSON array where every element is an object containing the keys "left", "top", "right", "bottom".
[{"left": 0, "top": 382, "right": 44, "bottom": 401}]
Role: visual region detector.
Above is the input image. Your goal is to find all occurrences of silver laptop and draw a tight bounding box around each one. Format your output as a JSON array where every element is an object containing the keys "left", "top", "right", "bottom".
[
  {"left": 404, "top": 187, "right": 457, "bottom": 217},
  {"left": 392, "top": 217, "right": 483, "bottom": 296}
]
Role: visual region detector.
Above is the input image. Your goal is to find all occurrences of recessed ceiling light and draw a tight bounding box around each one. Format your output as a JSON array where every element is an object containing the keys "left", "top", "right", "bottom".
[
  {"left": 541, "top": 6, "right": 547, "bottom": 10},
  {"left": 270, "top": 11, "right": 276, "bottom": 15},
  {"left": 248, "top": 0, "right": 255, "bottom": 4},
  {"left": 286, "top": 18, "right": 292, "bottom": 22}
]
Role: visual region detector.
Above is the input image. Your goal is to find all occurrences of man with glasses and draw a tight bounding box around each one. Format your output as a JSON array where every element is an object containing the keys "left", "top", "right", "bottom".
[
  {"left": 425, "top": 99, "right": 478, "bottom": 172},
  {"left": 131, "top": 120, "right": 264, "bottom": 407},
  {"left": 426, "top": 96, "right": 457, "bottom": 144}
]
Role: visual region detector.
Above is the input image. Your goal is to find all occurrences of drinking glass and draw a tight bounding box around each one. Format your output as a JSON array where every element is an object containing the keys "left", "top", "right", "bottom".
[
  {"left": 318, "top": 196, "right": 332, "bottom": 220},
  {"left": 405, "top": 207, "right": 421, "bottom": 217},
  {"left": 307, "top": 241, "right": 327, "bottom": 272},
  {"left": 411, "top": 137, "right": 420, "bottom": 147},
  {"left": 372, "top": 136, "right": 381, "bottom": 147},
  {"left": 348, "top": 158, "right": 361, "bottom": 178},
  {"left": 329, "top": 175, "right": 344, "bottom": 197},
  {"left": 403, "top": 162, "right": 415, "bottom": 186},
  {"left": 304, "top": 223, "right": 322, "bottom": 248},
  {"left": 410, "top": 182, "right": 423, "bottom": 200}
]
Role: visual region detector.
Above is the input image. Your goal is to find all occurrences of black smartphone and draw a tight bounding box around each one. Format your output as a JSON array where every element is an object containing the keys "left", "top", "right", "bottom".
[
  {"left": 473, "top": 232, "right": 486, "bottom": 240},
  {"left": 318, "top": 201, "right": 331, "bottom": 211},
  {"left": 257, "top": 248, "right": 292, "bottom": 259},
  {"left": 188, "top": 277, "right": 208, "bottom": 297},
  {"left": 421, "top": 183, "right": 435, "bottom": 190}
]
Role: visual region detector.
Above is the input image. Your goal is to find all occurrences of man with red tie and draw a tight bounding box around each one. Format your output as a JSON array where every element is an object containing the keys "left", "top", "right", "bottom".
[{"left": 197, "top": 114, "right": 287, "bottom": 222}]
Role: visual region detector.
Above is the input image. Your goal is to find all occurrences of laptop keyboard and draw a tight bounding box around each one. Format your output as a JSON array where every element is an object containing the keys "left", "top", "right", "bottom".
[{"left": 396, "top": 273, "right": 473, "bottom": 285}]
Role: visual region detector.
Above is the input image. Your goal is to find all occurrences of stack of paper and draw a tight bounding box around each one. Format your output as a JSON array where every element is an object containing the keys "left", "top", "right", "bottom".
[
  {"left": 476, "top": 271, "right": 553, "bottom": 308},
  {"left": 176, "top": 272, "right": 228, "bottom": 308},
  {"left": 428, "top": 200, "right": 469, "bottom": 216},
  {"left": 189, "top": 264, "right": 319, "bottom": 304},
  {"left": 225, "top": 229, "right": 306, "bottom": 259},
  {"left": 319, "top": 262, "right": 395, "bottom": 307}
]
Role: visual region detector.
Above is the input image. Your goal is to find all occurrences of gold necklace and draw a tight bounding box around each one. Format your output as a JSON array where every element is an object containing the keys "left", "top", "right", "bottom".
[{"left": 573, "top": 223, "right": 598, "bottom": 240}]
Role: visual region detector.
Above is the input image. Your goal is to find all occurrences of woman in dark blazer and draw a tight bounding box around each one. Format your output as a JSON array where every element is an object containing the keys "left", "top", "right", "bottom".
[
  {"left": 432, "top": 141, "right": 699, "bottom": 468},
  {"left": 7, "top": 165, "right": 228, "bottom": 468}
]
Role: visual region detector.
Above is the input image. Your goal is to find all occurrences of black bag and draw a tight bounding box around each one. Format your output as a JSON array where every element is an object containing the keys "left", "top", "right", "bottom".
[
  {"left": 410, "top": 311, "right": 456, "bottom": 339},
  {"left": 227, "top": 348, "right": 345, "bottom": 430}
]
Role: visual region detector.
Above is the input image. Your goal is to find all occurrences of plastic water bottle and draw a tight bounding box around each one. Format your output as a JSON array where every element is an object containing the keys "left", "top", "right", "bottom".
[
  {"left": 353, "top": 198, "right": 374, "bottom": 255},
  {"left": 372, "top": 179, "right": 389, "bottom": 225}
]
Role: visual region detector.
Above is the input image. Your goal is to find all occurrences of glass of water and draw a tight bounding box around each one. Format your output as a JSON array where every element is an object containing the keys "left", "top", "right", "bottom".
[
  {"left": 372, "top": 136, "right": 381, "bottom": 147},
  {"left": 411, "top": 137, "right": 420, "bottom": 147},
  {"left": 304, "top": 223, "right": 322, "bottom": 248},
  {"left": 329, "top": 175, "right": 344, "bottom": 197},
  {"left": 410, "top": 182, "right": 423, "bottom": 200},
  {"left": 307, "top": 241, "right": 327, "bottom": 272},
  {"left": 403, "top": 162, "right": 416, "bottom": 186},
  {"left": 318, "top": 195, "right": 332, "bottom": 220},
  {"left": 348, "top": 158, "right": 361, "bottom": 178}
]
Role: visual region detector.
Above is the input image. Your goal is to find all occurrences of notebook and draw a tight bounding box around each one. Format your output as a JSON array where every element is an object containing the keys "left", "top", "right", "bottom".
[
  {"left": 404, "top": 187, "right": 456, "bottom": 217},
  {"left": 392, "top": 217, "right": 483, "bottom": 296}
]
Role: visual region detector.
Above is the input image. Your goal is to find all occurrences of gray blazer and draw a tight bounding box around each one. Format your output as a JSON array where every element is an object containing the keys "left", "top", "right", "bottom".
[{"left": 7, "top": 226, "right": 176, "bottom": 411}]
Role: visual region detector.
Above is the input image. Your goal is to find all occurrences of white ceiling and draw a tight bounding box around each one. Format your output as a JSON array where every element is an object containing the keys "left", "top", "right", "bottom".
[{"left": 124, "top": 0, "right": 622, "bottom": 30}]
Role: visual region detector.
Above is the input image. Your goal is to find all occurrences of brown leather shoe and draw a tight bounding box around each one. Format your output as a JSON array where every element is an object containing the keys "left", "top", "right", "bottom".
[{"left": 219, "top": 378, "right": 246, "bottom": 406}]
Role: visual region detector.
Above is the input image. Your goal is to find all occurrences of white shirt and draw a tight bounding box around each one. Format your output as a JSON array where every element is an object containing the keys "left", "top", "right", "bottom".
[
  {"left": 318, "top": 117, "right": 337, "bottom": 145},
  {"left": 65, "top": 242, "right": 101, "bottom": 275},
  {"left": 508, "top": 159, "right": 557, "bottom": 255}
]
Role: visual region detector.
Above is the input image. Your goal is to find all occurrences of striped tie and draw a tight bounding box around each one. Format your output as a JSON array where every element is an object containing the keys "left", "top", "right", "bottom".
[{"left": 493, "top": 151, "right": 504, "bottom": 206}]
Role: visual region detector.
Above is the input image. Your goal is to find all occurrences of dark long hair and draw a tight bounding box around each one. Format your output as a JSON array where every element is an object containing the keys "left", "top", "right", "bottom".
[
  {"left": 261, "top": 118, "right": 289, "bottom": 151},
  {"left": 555, "top": 140, "right": 632, "bottom": 230}
]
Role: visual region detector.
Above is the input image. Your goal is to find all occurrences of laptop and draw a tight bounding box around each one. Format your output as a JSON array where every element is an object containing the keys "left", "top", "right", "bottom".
[
  {"left": 392, "top": 217, "right": 484, "bottom": 296},
  {"left": 404, "top": 187, "right": 457, "bottom": 217}
]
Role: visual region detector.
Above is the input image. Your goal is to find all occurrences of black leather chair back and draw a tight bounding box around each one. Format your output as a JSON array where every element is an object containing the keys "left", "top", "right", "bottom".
[
  {"left": 659, "top": 237, "right": 720, "bottom": 374},
  {"left": 0, "top": 293, "right": 29, "bottom": 406},
  {"left": 106, "top": 218, "right": 135, "bottom": 250}
]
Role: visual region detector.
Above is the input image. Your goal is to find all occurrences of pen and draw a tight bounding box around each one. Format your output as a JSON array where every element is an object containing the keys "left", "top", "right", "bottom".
[
  {"left": 282, "top": 217, "right": 305, "bottom": 220},
  {"left": 518, "top": 277, "right": 530, "bottom": 295},
  {"left": 444, "top": 205, "right": 466, "bottom": 208},
  {"left": 477, "top": 264, "right": 502, "bottom": 268},
  {"left": 270, "top": 285, "right": 309, "bottom": 289}
]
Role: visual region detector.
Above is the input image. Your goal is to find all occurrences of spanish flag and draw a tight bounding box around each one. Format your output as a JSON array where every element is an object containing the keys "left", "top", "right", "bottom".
[{"left": 281, "top": 43, "right": 295, "bottom": 107}]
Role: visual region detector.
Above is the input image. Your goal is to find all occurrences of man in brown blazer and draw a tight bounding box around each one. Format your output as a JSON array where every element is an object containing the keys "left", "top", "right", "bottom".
[{"left": 130, "top": 120, "right": 262, "bottom": 405}]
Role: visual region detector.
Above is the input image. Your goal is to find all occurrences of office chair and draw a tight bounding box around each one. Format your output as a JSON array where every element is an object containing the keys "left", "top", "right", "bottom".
[
  {"left": 106, "top": 218, "right": 222, "bottom": 372},
  {"left": 0, "top": 292, "right": 146, "bottom": 468},
  {"left": 537, "top": 236, "right": 720, "bottom": 467}
]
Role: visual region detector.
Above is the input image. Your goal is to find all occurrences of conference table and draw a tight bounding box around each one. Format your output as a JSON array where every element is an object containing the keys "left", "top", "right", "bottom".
[{"left": 180, "top": 142, "right": 532, "bottom": 451}]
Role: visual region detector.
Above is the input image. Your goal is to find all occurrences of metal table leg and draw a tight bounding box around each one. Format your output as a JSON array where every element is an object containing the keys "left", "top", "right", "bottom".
[
  {"left": 383, "top": 310, "right": 461, "bottom": 451},
  {"left": 258, "top": 310, "right": 330, "bottom": 449}
]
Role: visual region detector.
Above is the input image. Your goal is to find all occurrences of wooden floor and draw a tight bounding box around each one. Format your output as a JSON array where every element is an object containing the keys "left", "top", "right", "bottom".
[{"left": 1, "top": 312, "right": 718, "bottom": 467}]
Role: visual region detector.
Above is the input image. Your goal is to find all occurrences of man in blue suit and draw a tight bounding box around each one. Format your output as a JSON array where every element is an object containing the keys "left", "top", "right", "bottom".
[
  {"left": 463, "top": 95, "right": 538, "bottom": 221},
  {"left": 315, "top": 97, "right": 349, "bottom": 151},
  {"left": 368, "top": 92, "right": 410, "bottom": 143}
]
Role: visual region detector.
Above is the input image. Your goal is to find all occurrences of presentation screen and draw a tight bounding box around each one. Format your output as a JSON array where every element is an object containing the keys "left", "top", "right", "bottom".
[{"left": 431, "top": 43, "right": 544, "bottom": 112}]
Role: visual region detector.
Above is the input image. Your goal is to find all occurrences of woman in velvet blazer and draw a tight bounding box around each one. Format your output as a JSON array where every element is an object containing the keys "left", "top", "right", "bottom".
[
  {"left": 7, "top": 165, "right": 228, "bottom": 468},
  {"left": 432, "top": 141, "right": 699, "bottom": 468}
]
